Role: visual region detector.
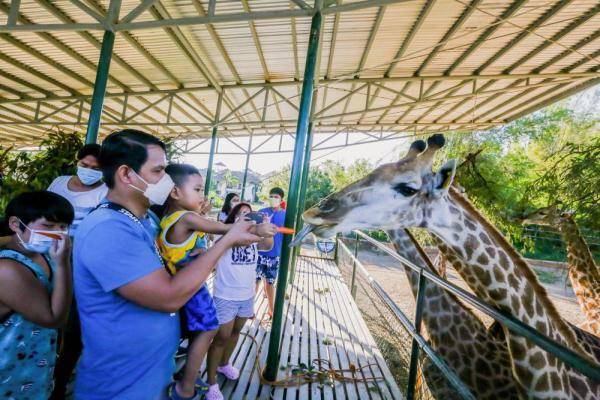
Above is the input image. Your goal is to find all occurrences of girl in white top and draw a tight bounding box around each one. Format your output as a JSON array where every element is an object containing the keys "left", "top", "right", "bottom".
[{"left": 206, "top": 203, "right": 273, "bottom": 400}]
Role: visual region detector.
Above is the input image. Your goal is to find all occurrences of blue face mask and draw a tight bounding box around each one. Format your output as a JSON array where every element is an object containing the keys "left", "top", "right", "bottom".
[
  {"left": 77, "top": 166, "right": 103, "bottom": 186},
  {"left": 16, "top": 220, "right": 67, "bottom": 254}
]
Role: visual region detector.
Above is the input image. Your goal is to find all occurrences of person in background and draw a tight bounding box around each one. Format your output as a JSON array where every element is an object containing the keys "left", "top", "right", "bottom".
[
  {"left": 47, "top": 143, "right": 107, "bottom": 399},
  {"left": 48, "top": 143, "right": 108, "bottom": 237},
  {"left": 156, "top": 164, "right": 276, "bottom": 399},
  {"left": 255, "top": 187, "right": 286, "bottom": 319},
  {"left": 73, "top": 129, "right": 262, "bottom": 399},
  {"left": 219, "top": 193, "right": 240, "bottom": 222},
  {"left": 0, "top": 191, "right": 73, "bottom": 400},
  {"left": 206, "top": 202, "right": 274, "bottom": 400}
]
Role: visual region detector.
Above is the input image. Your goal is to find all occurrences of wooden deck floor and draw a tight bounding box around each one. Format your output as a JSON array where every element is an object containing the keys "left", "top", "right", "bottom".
[{"left": 208, "top": 255, "right": 403, "bottom": 400}]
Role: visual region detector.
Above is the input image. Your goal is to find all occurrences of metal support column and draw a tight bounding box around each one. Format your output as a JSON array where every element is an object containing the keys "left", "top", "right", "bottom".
[
  {"left": 204, "top": 92, "right": 223, "bottom": 196},
  {"left": 289, "top": 121, "right": 314, "bottom": 282},
  {"left": 263, "top": 10, "right": 322, "bottom": 382},
  {"left": 407, "top": 270, "right": 427, "bottom": 400},
  {"left": 85, "top": 30, "right": 115, "bottom": 144},
  {"left": 241, "top": 131, "right": 254, "bottom": 201}
]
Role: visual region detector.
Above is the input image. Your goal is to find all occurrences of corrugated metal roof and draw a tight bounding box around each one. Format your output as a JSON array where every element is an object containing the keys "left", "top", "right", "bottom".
[{"left": 0, "top": 0, "right": 598, "bottom": 146}]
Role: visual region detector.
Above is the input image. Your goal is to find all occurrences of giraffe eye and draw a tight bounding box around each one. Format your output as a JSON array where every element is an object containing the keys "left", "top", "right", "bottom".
[
  {"left": 393, "top": 183, "right": 418, "bottom": 197},
  {"left": 318, "top": 198, "right": 337, "bottom": 212}
]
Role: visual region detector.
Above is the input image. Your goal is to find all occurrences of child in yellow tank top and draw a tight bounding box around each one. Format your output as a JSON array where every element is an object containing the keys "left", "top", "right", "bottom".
[{"left": 158, "top": 163, "right": 276, "bottom": 400}]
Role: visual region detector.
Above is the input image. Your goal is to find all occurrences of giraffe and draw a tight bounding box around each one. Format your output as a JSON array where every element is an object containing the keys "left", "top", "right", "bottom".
[
  {"left": 386, "top": 227, "right": 520, "bottom": 399},
  {"left": 521, "top": 205, "right": 600, "bottom": 336},
  {"left": 293, "top": 134, "right": 600, "bottom": 399}
]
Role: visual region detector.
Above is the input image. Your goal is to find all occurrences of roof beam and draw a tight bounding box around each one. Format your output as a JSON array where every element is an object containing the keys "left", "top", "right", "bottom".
[
  {"left": 473, "top": 55, "right": 600, "bottom": 123},
  {"left": 442, "top": 13, "right": 600, "bottom": 123},
  {"left": 120, "top": 0, "right": 157, "bottom": 24},
  {"left": 241, "top": 0, "right": 270, "bottom": 81},
  {"left": 6, "top": 0, "right": 19, "bottom": 26},
  {"left": 70, "top": 0, "right": 106, "bottom": 26},
  {"left": 414, "top": 0, "right": 482, "bottom": 76},
  {"left": 190, "top": 0, "right": 261, "bottom": 120},
  {"left": 115, "top": 8, "right": 312, "bottom": 32},
  {"left": 323, "top": 0, "right": 413, "bottom": 15},
  {"left": 1, "top": 71, "right": 596, "bottom": 105},
  {"left": 474, "top": 0, "right": 572, "bottom": 74},
  {"left": 290, "top": 0, "right": 312, "bottom": 10},
  {"left": 385, "top": 0, "right": 436, "bottom": 77}
]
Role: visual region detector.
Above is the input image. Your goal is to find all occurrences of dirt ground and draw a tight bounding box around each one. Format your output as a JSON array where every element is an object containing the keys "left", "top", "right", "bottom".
[{"left": 355, "top": 247, "right": 586, "bottom": 330}]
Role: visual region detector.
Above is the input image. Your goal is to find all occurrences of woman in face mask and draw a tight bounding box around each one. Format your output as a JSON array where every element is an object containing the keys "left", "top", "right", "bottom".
[
  {"left": 47, "top": 144, "right": 108, "bottom": 238},
  {"left": 0, "top": 191, "right": 74, "bottom": 400}
]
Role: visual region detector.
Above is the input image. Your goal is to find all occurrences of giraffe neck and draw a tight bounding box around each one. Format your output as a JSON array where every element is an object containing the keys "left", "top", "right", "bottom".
[
  {"left": 558, "top": 218, "right": 600, "bottom": 335},
  {"left": 559, "top": 218, "right": 598, "bottom": 279},
  {"left": 385, "top": 229, "right": 521, "bottom": 399},
  {"left": 425, "top": 188, "right": 593, "bottom": 398}
]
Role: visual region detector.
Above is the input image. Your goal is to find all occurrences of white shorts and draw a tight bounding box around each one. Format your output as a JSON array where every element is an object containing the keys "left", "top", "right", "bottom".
[{"left": 213, "top": 296, "right": 254, "bottom": 324}]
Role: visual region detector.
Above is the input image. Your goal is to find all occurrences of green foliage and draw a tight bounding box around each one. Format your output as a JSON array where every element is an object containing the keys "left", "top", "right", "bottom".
[
  {"left": 261, "top": 159, "right": 373, "bottom": 210},
  {"left": 439, "top": 106, "right": 599, "bottom": 260},
  {"left": 0, "top": 130, "right": 83, "bottom": 215}
]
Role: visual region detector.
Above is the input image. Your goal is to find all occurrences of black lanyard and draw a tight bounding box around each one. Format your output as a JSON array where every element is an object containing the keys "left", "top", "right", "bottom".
[{"left": 95, "top": 202, "right": 166, "bottom": 270}]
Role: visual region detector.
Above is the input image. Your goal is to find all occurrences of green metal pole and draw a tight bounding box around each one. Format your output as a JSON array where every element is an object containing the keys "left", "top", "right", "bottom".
[
  {"left": 289, "top": 121, "right": 314, "bottom": 282},
  {"left": 204, "top": 93, "right": 223, "bottom": 196},
  {"left": 85, "top": 30, "right": 115, "bottom": 144},
  {"left": 263, "top": 10, "right": 322, "bottom": 382},
  {"left": 407, "top": 270, "right": 427, "bottom": 400},
  {"left": 241, "top": 132, "right": 253, "bottom": 201}
]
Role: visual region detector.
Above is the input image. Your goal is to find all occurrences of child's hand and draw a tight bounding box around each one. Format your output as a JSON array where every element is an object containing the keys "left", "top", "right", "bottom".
[
  {"left": 199, "top": 199, "right": 212, "bottom": 215},
  {"left": 255, "top": 223, "right": 277, "bottom": 238},
  {"left": 223, "top": 220, "right": 262, "bottom": 247},
  {"left": 49, "top": 233, "right": 71, "bottom": 266}
]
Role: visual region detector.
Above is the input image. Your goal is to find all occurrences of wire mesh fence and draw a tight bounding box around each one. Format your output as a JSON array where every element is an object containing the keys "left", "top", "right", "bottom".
[{"left": 336, "top": 236, "right": 465, "bottom": 400}]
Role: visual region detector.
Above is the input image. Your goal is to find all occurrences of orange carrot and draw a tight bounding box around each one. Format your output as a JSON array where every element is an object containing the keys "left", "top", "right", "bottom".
[{"left": 277, "top": 227, "right": 295, "bottom": 235}]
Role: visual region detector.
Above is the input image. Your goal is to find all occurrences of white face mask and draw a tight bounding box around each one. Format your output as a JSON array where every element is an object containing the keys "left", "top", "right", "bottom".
[
  {"left": 129, "top": 171, "right": 175, "bottom": 206},
  {"left": 269, "top": 197, "right": 281, "bottom": 208},
  {"left": 17, "top": 219, "right": 67, "bottom": 253},
  {"left": 77, "top": 166, "right": 103, "bottom": 186}
]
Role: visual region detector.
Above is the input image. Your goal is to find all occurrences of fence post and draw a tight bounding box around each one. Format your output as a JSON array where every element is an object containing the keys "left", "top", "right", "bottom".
[
  {"left": 333, "top": 233, "right": 340, "bottom": 265},
  {"left": 350, "top": 232, "right": 359, "bottom": 298},
  {"left": 407, "top": 269, "right": 427, "bottom": 400}
]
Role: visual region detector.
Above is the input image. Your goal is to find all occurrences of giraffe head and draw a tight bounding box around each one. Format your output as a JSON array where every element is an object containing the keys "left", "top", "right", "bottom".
[
  {"left": 520, "top": 205, "right": 574, "bottom": 227},
  {"left": 292, "top": 134, "right": 457, "bottom": 243}
]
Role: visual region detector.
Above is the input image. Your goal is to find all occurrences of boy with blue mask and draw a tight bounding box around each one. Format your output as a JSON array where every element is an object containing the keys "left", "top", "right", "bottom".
[{"left": 0, "top": 191, "right": 74, "bottom": 400}]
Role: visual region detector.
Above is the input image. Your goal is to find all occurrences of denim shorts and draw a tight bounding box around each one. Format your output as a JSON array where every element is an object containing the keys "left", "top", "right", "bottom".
[
  {"left": 213, "top": 296, "right": 254, "bottom": 324},
  {"left": 256, "top": 255, "right": 280, "bottom": 285}
]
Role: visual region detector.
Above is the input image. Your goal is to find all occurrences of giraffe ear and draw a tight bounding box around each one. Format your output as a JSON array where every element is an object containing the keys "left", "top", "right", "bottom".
[{"left": 435, "top": 159, "right": 457, "bottom": 193}]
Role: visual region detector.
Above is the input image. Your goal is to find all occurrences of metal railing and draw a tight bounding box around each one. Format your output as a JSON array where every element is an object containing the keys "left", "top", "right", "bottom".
[{"left": 334, "top": 229, "right": 600, "bottom": 400}]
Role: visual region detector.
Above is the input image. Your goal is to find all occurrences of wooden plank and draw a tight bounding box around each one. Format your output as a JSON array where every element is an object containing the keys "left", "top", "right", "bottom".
[
  {"left": 297, "top": 255, "right": 311, "bottom": 399},
  {"left": 271, "top": 268, "right": 303, "bottom": 399},
  {"left": 311, "top": 258, "right": 336, "bottom": 400},
  {"left": 314, "top": 257, "right": 359, "bottom": 399},
  {"left": 317, "top": 257, "right": 374, "bottom": 399},
  {"left": 326, "top": 258, "right": 403, "bottom": 399},
  {"left": 311, "top": 257, "right": 351, "bottom": 399}
]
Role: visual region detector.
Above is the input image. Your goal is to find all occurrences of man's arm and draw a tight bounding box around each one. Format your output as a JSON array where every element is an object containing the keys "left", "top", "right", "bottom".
[{"left": 117, "top": 220, "right": 261, "bottom": 312}]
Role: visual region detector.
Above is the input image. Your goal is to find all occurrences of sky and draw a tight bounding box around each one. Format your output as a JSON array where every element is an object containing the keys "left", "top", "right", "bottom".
[{"left": 183, "top": 85, "right": 599, "bottom": 176}]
